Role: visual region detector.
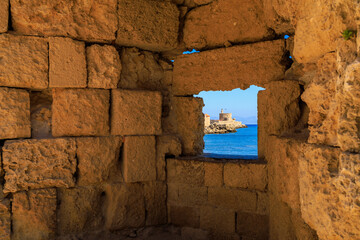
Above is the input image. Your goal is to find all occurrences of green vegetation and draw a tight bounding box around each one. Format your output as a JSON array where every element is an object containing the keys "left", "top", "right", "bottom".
[{"left": 342, "top": 29, "right": 357, "bottom": 40}]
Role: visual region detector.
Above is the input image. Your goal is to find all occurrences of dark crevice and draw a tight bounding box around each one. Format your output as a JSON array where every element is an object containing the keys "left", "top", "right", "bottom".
[
  {"left": 281, "top": 50, "right": 294, "bottom": 70},
  {"left": 7, "top": 0, "right": 13, "bottom": 31},
  {"left": 73, "top": 142, "right": 80, "bottom": 184}
]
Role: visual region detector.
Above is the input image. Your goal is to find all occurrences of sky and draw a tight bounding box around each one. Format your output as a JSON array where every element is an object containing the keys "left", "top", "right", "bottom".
[{"left": 195, "top": 86, "right": 265, "bottom": 124}]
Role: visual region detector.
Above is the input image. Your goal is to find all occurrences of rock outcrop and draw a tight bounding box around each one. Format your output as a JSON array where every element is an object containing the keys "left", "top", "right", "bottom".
[{"left": 204, "top": 121, "right": 247, "bottom": 134}]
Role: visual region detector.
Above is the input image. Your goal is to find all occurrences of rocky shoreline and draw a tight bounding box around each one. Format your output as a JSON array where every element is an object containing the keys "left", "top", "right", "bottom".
[{"left": 204, "top": 122, "right": 247, "bottom": 134}]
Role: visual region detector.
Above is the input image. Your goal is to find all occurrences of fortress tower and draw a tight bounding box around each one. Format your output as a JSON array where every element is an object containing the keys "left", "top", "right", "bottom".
[{"left": 219, "top": 109, "right": 233, "bottom": 122}]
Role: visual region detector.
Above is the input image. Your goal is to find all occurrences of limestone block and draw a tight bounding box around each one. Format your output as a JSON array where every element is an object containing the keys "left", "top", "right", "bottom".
[
  {"left": 224, "top": 163, "right": 267, "bottom": 191},
  {"left": 178, "top": 184, "right": 208, "bottom": 206},
  {"left": 204, "top": 162, "right": 223, "bottom": 187},
  {"left": 119, "top": 48, "right": 165, "bottom": 90},
  {"left": 52, "top": 89, "right": 110, "bottom": 137},
  {"left": 173, "top": 40, "right": 286, "bottom": 95},
  {"left": 208, "top": 187, "right": 257, "bottom": 212},
  {"left": 116, "top": 0, "right": 179, "bottom": 51},
  {"left": 111, "top": 90, "right": 162, "bottom": 135},
  {"left": 236, "top": 212, "right": 268, "bottom": 239},
  {"left": 183, "top": 0, "right": 272, "bottom": 49},
  {"left": 10, "top": 0, "right": 118, "bottom": 42},
  {"left": 122, "top": 136, "right": 156, "bottom": 183},
  {"left": 143, "top": 181, "right": 167, "bottom": 225},
  {"left": 167, "top": 183, "right": 179, "bottom": 203},
  {"left": 256, "top": 192, "right": 269, "bottom": 216},
  {"left": 12, "top": 189, "right": 56, "bottom": 240},
  {"left": 0, "top": 88, "right": 31, "bottom": 139},
  {"left": 200, "top": 206, "right": 235, "bottom": 234},
  {"left": 169, "top": 205, "right": 200, "bottom": 228},
  {"left": 30, "top": 90, "right": 52, "bottom": 139},
  {"left": 0, "top": 34, "right": 48, "bottom": 89},
  {"left": 2, "top": 138, "right": 76, "bottom": 193},
  {"left": 167, "top": 158, "right": 205, "bottom": 185},
  {"left": 87, "top": 45, "right": 121, "bottom": 89},
  {"left": 156, "top": 135, "right": 182, "bottom": 181},
  {"left": 0, "top": 199, "right": 10, "bottom": 240},
  {"left": 172, "top": 97, "right": 204, "bottom": 155},
  {"left": 0, "top": 0, "right": 8, "bottom": 32},
  {"left": 57, "top": 186, "right": 104, "bottom": 234},
  {"left": 49, "top": 37, "right": 87, "bottom": 88},
  {"left": 76, "top": 136, "right": 122, "bottom": 186},
  {"left": 104, "top": 183, "right": 145, "bottom": 230}
]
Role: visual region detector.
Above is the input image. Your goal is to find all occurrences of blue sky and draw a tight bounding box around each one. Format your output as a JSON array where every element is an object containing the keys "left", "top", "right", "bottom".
[{"left": 195, "top": 86, "right": 265, "bottom": 124}]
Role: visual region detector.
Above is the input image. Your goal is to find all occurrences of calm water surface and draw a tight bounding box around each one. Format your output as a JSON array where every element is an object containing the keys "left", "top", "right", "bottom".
[{"left": 203, "top": 124, "right": 258, "bottom": 159}]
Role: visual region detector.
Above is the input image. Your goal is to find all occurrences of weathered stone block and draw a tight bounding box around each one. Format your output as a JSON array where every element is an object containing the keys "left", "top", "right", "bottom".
[
  {"left": 12, "top": 189, "right": 56, "bottom": 240},
  {"left": 111, "top": 89, "right": 162, "bottom": 135},
  {"left": 169, "top": 205, "right": 200, "bottom": 228},
  {"left": 11, "top": 0, "right": 118, "bottom": 42},
  {"left": 184, "top": 0, "right": 271, "bottom": 49},
  {"left": 204, "top": 162, "right": 223, "bottom": 187},
  {"left": 167, "top": 183, "right": 179, "bottom": 203},
  {"left": 122, "top": 136, "right": 156, "bottom": 183},
  {"left": 0, "top": 34, "right": 48, "bottom": 89},
  {"left": 167, "top": 158, "right": 205, "bottom": 185},
  {"left": 49, "top": 37, "right": 87, "bottom": 88},
  {"left": 256, "top": 192, "right": 269, "bottom": 216},
  {"left": 57, "top": 186, "right": 104, "bottom": 234},
  {"left": 87, "top": 45, "right": 121, "bottom": 89},
  {"left": 208, "top": 187, "right": 257, "bottom": 212},
  {"left": 0, "top": 199, "right": 10, "bottom": 240},
  {"left": 173, "top": 40, "right": 286, "bottom": 95},
  {"left": 237, "top": 212, "right": 268, "bottom": 240},
  {"left": 76, "top": 136, "right": 123, "bottom": 186},
  {"left": 181, "top": 227, "right": 209, "bottom": 240},
  {"left": 116, "top": 0, "right": 179, "bottom": 51},
  {"left": 0, "top": 0, "right": 8, "bottom": 32},
  {"left": 178, "top": 184, "right": 208, "bottom": 206},
  {"left": 172, "top": 97, "right": 204, "bottom": 155},
  {"left": 52, "top": 89, "right": 110, "bottom": 137},
  {"left": 0, "top": 88, "right": 31, "bottom": 139},
  {"left": 30, "top": 90, "right": 52, "bottom": 139},
  {"left": 104, "top": 183, "right": 145, "bottom": 230},
  {"left": 200, "top": 206, "right": 235, "bottom": 234},
  {"left": 144, "top": 181, "right": 167, "bottom": 225},
  {"left": 2, "top": 138, "right": 76, "bottom": 193},
  {"left": 224, "top": 163, "right": 267, "bottom": 191}
]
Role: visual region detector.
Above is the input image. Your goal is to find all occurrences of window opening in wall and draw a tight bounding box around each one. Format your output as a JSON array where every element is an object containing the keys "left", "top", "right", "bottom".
[{"left": 195, "top": 86, "right": 264, "bottom": 159}]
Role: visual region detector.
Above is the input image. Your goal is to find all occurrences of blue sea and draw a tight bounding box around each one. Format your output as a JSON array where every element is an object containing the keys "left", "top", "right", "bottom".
[{"left": 203, "top": 124, "right": 258, "bottom": 159}]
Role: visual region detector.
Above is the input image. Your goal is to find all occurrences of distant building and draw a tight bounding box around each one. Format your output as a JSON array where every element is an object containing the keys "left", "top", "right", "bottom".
[
  {"left": 219, "top": 109, "right": 234, "bottom": 122},
  {"left": 204, "top": 114, "right": 210, "bottom": 127}
]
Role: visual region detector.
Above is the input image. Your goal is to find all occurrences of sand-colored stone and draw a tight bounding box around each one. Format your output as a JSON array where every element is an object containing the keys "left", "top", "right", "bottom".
[
  {"left": 204, "top": 162, "right": 223, "bottom": 187},
  {"left": 87, "top": 45, "right": 121, "bottom": 89},
  {"left": 104, "top": 183, "right": 145, "bottom": 230},
  {"left": 57, "top": 186, "right": 104, "bottom": 234},
  {"left": 30, "top": 90, "right": 52, "bottom": 139},
  {"left": 10, "top": 0, "right": 118, "bottom": 42},
  {"left": 237, "top": 212, "right": 268, "bottom": 239},
  {"left": 181, "top": 227, "right": 209, "bottom": 240},
  {"left": 0, "top": 88, "right": 31, "bottom": 139},
  {"left": 116, "top": 0, "right": 179, "bottom": 51},
  {"left": 52, "top": 89, "right": 110, "bottom": 137},
  {"left": 156, "top": 135, "right": 182, "bottom": 181},
  {"left": 0, "top": 34, "right": 48, "bottom": 89},
  {"left": 2, "top": 138, "right": 76, "bottom": 193},
  {"left": 12, "top": 189, "right": 56, "bottom": 240},
  {"left": 167, "top": 158, "right": 204, "bottom": 185},
  {"left": 167, "top": 183, "right": 179, "bottom": 203},
  {"left": 173, "top": 40, "right": 286, "bottom": 95},
  {"left": 119, "top": 48, "right": 165, "bottom": 90},
  {"left": 224, "top": 163, "right": 267, "bottom": 191},
  {"left": 178, "top": 184, "right": 208, "bottom": 206},
  {"left": 200, "top": 206, "right": 235, "bottom": 234},
  {"left": 76, "top": 137, "right": 123, "bottom": 186},
  {"left": 0, "top": 0, "right": 8, "bottom": 33},
  {"left": 208, "top": 187, "right": 257, "bottom": 212},
  {"left": 169, "top": 205, "right": 200, "bottom": 228},
  {"left": 172, "top": 97, "right": 204, "bottom": 155},
  {"left": 144, "top": 181, "right": 167, "bottom": 226},
  {"left": 49, "top": 37, "right": 87, "bottom": 88},
  {"left": 0, "top": 199, "right": 10, "bottom": 240},
  {"left": 256, "top": 192, "right": 269, "bottom": 216},
  {"left": 184, "top": 0, "right": 272, "bottom": 49},
  {"left": 111, "top": 90, "right": 162, "bottom": 135},
  {"left": 122, "top": 136, "right": 156, "bottom": 183}
]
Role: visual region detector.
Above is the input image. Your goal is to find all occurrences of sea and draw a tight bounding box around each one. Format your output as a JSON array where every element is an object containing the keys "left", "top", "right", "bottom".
[{"left": 203, "top": 124, "right": 258, "bottom": 160}]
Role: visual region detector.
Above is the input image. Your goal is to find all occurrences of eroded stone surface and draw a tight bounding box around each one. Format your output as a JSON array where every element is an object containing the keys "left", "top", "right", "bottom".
[
  {"left": 122, "top": 136, "right": 156, "bottom": 183},
  {"left": 204, "top": 162, "right": 223, "bottom": 187},
  {"left": 0, "top": 199, "right": 10, "bottom": 240},
  {"left": 116, "top": 0, "right": 179, "bottom": 51},
  {"left": 12, "top": 189, "right": 56, "bottom": 240},
  {"left": 87, "top": 45, "right": 121, "bottom": 89},
  {"left": 173, "top": 40, "right": 286, "bottom": 95},
  {"left": 11, "top": 0, "right": 118, "bottom": 42},
  {"left": 0, "top": 87, "right": 31, "bottom": 139},
  {"left": 167, "top": 158, "right": 204, "bottom": 185},
  {"left": 144, "top": 181, "right": 167, "bottom": 226},
  {"left": 0, "top": 0, "right": 8, "bottom": 33},
  {"left": 184, "top": 0, "right": 272, "bottom": 49},
  {"left": 200, "top": 206, "right": 235, "bottom": 234},
  {"left": 0, "top": 34, "right": 48, "bottom": 89},
  {"left": 2, "top": 138, "right": 76, "bottom": 193},
  {"left": 111, "top": 90, "right": 162, "bottom": 136},
  {"left": 30, "top": 90, "right": 52, "bottom": 139},
  {"left": 49, "top": 37, "right": 87, "bottom": 88},
  {"left": 52, "top": 89, "right": 110, "bottom": 137}
]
